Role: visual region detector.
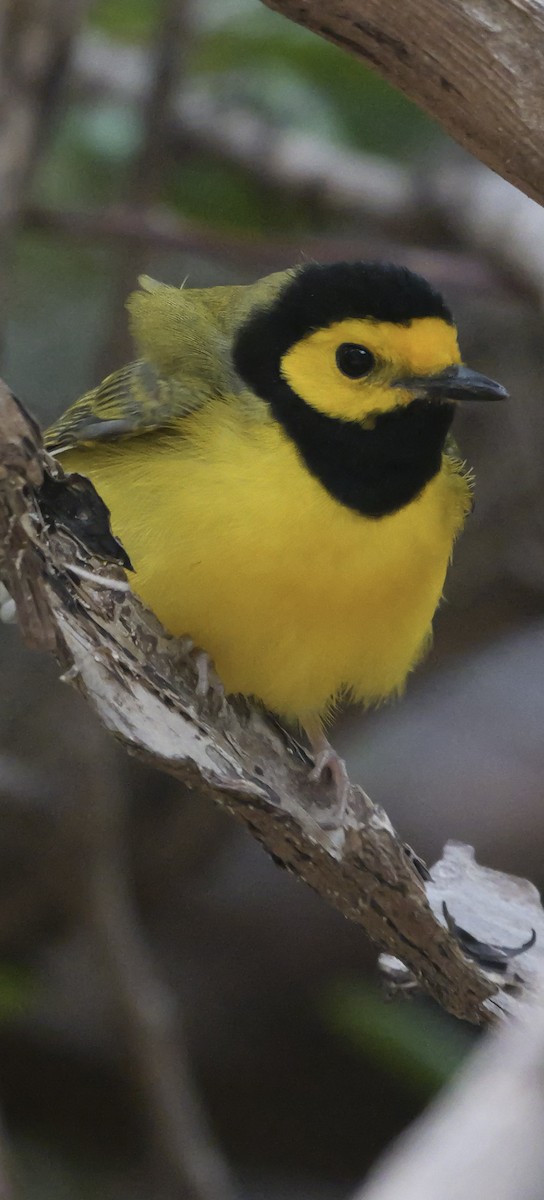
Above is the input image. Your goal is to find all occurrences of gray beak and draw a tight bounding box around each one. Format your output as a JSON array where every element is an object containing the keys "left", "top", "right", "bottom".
[{"left": 395, "top": 364, "right": 508, "bottom": 402}]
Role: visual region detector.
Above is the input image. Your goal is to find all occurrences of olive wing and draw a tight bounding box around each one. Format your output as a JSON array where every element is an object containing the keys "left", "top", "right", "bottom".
[{"left": 45, "top": 359, "right": 204, "bottom": 453}]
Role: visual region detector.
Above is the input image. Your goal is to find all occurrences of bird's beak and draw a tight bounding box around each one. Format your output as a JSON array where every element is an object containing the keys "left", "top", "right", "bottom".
[{"left": 394, "top": 364, "right": 508, "bottom": 402}]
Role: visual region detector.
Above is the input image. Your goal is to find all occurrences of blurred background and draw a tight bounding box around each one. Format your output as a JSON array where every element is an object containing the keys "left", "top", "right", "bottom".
[{"left": 1, "top": 0, "right": 543, "bottom": 1196}]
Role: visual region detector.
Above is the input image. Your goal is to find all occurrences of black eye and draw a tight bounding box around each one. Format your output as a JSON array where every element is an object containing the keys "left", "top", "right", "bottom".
[{"left": 336, "top": 343, "right": 375, "bottom": 379}]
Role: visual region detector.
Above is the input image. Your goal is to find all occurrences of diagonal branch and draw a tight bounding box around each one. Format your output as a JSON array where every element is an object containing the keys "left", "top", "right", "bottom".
[
  {"left": 0, "top": 380, "right": 540, "bottom": 1026},
  {"left": 260, "top": 0, "right": 544, "bottom": 208}
]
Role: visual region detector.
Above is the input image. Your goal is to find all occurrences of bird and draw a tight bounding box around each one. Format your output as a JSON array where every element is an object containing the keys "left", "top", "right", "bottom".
[{"left": 45, "top": 261, "right": 507, "bottom": 819}]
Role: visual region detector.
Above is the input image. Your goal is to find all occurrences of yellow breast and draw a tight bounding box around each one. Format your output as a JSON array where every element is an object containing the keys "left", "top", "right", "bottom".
[{"left": 62, "top": 402, "right": 471, "bottom": 726}]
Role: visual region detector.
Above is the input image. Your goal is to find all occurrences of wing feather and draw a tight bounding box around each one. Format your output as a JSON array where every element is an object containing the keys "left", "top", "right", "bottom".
[{"left": 45, "top": 359, "right": 203, "bottom": 453}]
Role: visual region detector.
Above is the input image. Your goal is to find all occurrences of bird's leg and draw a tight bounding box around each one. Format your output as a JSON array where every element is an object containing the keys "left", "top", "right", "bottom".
[
  {"left": 305, "top": 726, "right": 351, "bottom": 828},
  {"left": 193, "top": 648, "right": 226, "bottom": 710},
  {"left": 176, "top": 637, "right": 225, "bottom": 708}
]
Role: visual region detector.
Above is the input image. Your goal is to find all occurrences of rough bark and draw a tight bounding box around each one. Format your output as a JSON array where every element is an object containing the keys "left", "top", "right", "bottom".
[{"left": 260, "top": 0, "right": 544, "bottom": 208}]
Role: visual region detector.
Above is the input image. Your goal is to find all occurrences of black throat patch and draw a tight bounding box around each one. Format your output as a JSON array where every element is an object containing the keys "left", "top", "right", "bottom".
[
  {"left": 232, "top": 262, "right": 456, "bottom": 517},
  {"left": 269, "top": 384, "right": 455, "bottom": 518}
]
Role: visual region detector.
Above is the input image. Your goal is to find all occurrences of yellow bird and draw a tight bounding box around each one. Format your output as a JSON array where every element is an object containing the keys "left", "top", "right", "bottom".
[{"left": 46, "top": 262, "right": 506, "bottom": 811}]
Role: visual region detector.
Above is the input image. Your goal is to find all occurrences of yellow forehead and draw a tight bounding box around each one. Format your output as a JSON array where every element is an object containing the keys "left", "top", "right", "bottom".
[
  {"left": 301, "top": 316, "right": 460, "bottom": 373},
  {"left": 280, "top": 315, "right": 461, "bottom": 422}
]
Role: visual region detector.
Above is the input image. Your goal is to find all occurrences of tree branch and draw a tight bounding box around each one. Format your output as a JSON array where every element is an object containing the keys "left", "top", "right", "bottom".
[
  {"left": 97, "top": 0, "right": 192, "bottom": 373},
  {"left": 0, "top": 0, "right": 91, "bottom": 228},
  {"left": 353, "top": 988, "right": 544, "bottom": 1200},
  {"left": 74, "top": 32, "right": 415, "bottom": 227},
  {"left": 0, "top": 0, "right": 92, "bottom": 325},
  {"left": 23, "top": 201, "right": 502, "bottom": 294},
  {"left": 260, "top": 0, "right": 544, "bottom": 208},
  {"left": 1, "top": 381, "right": 541, "bottom": 1026},
  {"left": 79, "top": 730, "right": 237, "bottom": 1200},
  {"left": 69, "top": 32, "right": 543, "bottom": 304}
]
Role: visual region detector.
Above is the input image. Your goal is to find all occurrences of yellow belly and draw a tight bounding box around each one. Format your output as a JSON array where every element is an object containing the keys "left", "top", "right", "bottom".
[{"left": 63, "top": 405, "right": 471, "bottom": 725}]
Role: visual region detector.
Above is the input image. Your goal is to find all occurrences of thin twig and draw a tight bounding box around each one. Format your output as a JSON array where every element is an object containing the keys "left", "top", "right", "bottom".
[
  {"left": 98, "top": 0, "right": 192, "bottom": 373},
  {"left": 79, "top": 728, "right": 238, "bottom": 1200},
  {"left": 0, "top": 0, "right": 92, "bottom": 331},
  {"left": 23, "top": 201, "right": 506, "bottom": 294}
]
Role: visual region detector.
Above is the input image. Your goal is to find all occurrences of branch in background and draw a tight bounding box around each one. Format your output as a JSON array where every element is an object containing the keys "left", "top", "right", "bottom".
[
  {"left": 98, "top": 0, "right": 192, "bottom": 374},
  {"left": 71, "top": 33, "right": 544, "bottom": 306},
  {"left": 74, "top": 32, "right": 418, "bottom": 229},
  {"left": 261, "top": 0, "right": 544, "bottom": 209},
  {"left": 0, "top": 0, "right": 92, "bottom": 325},
  {"left": 23, "top": 201, "right": 504, "bottom": 294},
  {"left": 0, "top": 0, "right": 91, "bottom": 225},
  {"left": 2, "top": 380, "right": 543, "bottom": 1026},
  {"left": 130, "top": 0, "right": 192, "bottom": 208},
  {"left": 352, "top": 990, "right": 544, "bottom": 1200},
  {"left": 169, "top": 97, "right": 417, "bottom": 231},
  {"left": 432, "top": 165, "right": 544, "bottom": 307},
  {"left": 79, "top": 728, "right": 237, "bottom": 1200}
]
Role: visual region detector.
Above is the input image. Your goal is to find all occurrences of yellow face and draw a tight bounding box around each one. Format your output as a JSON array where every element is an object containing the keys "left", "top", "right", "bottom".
[{"left": 280, "top": 315, "right": 461, "bottom": 423}]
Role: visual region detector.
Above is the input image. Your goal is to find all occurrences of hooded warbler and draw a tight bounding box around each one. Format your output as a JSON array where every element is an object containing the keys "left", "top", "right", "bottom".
[{"left": 46, "top": 262, "right": 506, "bottom": 807}]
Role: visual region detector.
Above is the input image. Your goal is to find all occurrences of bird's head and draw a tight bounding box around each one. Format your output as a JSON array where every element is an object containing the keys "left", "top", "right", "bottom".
[
  {"left": 233, "top": 261, "right": 507, "bottom": 423},
  {"left": 233, "top": 261, "right": 506, "bottom": 518}
]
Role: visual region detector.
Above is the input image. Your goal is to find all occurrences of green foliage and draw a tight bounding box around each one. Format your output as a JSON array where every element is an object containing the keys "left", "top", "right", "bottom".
[
  {"left": 323, "top": 980, "right": 475, "bottom": 1097},
  {"left": 89, "top": 0, "right": 437, "bottom": 160},
  {"left": 32, "top": 0, "right": 445, "bottom": 245},
  {"left": 35, "top": 104, "right": 141, "bottom": 209},
  {"left": 15, "top": 1138, "right": 125, "bottom": 1200},
  {"left": 90, "top": 0, "right": 158, "bottom": 42},
  {"left": 4, "top": 235, "right": 114, "bottom": 418},
  {"left": 0, "top": 963, "right": 36, "bottom": 1021},
  {"left": 195, "top": 9, "right": 436, "bottom": 158},
  {"left": 167, "top": 156, "right": 330, "bottom": 234}
]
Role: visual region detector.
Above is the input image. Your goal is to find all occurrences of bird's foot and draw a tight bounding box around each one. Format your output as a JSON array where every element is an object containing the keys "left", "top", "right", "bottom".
[
  {"left": 176, "top": 636, "right": 226, "bottom": 714},
  {"left": 307, "top": 734, "right": 351, "bottom": 829},
  {"left": 193, "top": 649, "right": 226, "bottom": 713}
]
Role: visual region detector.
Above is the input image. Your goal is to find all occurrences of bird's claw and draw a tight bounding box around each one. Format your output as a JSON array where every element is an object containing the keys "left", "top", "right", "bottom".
[
  {"left": 194, "top": 649, "right": 226, "bottom": 713},
  {"left": 308, "top": 743, "right": 351, "bottom": 829}
]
